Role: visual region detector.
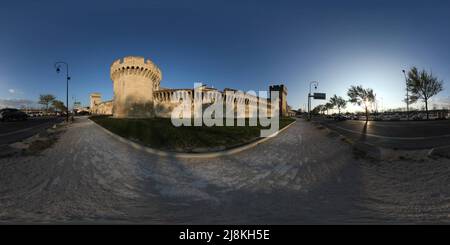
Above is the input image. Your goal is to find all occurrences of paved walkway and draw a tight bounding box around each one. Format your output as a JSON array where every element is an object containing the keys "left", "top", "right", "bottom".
[{"left": 0, "top": 117, "right": 448, "bottom": 224}]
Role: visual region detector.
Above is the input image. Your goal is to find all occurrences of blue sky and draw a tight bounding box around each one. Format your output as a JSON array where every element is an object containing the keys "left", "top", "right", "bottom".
[{"left": 1, "top": 0, "right": 450, "bottom": 112}]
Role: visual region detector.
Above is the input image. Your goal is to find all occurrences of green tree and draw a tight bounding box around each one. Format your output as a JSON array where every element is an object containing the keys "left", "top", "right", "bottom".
[
  {"left": 39, "top": 94, "right": 56, "bottom": 112},
  {"left": 324, "top": 102, "right": 334, "bottom": 115},
  {"left": 312, "top": 104, "right": 324, "bottom": 115},
  {"left": 52, "top": 100, "right": 66, "bottom": 113},
  {"left": 347, "top": 85, "right": 376, "bottom": 121},
  {"left": 406, "top": 67, "right": 444, "bottom": 120},
  {"left": 329, "top": 95, "right": 347, "bottom": 114}
]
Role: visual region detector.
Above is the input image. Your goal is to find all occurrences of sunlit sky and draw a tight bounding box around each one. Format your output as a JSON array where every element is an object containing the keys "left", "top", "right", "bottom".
[{"left": 1, "top": 0, "right": 450, "bottom": 112}]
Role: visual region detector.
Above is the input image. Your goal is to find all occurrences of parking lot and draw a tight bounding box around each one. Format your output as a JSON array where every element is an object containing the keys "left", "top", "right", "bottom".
[{"left": 319, "top": 110, "right": 450, "bottom": 121}]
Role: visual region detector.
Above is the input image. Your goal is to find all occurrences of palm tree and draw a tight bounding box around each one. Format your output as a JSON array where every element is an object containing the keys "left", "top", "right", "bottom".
[
  {"left": 312, "top": 104, "right": 324, "bottom": 115},
  {"left": 406, "top": 67, "right": 444, "bottom": 120},
  {"left": 324, "top": 102, "right": 334, "bottom": 115},
  {"left": 347, "top": 85, "right": 376, "bottom": 121},
  {"left": 329, "top": 95, "right": 347, "bottom": 115}
]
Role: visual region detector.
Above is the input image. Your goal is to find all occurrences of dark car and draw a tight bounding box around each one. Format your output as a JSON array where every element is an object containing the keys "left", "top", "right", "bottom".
[
  {"left": 0, "top": 108, "right": 28, "bottom": 121},
  {"left": 333, "top": 115, "right": 347, "bottom": 121},
  {"left": 77, "top": 111, "right": 90, "bottom": 116}
]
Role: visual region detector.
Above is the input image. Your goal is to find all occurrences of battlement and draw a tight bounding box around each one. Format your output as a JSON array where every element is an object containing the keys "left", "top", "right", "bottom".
[
  {"left": 110, "top": 56, "right": 162, "bottom": 82},
  {"left": 269, "top": 84, "right": 287, "bottom": 93}
]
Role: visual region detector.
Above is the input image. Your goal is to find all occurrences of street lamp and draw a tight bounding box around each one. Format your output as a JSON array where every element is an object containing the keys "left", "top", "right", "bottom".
[
  {"left": 54, "top": 61, "right": 71, "bottom": 122},
  {"left": 378, "top": 96, "right": 384, "bottom": 113},
  {"left": 308, "top": 81, "right": 319, "bottom": 120},
  {"left": 402, "top": 69, "right": 409, "bottom": 120}
]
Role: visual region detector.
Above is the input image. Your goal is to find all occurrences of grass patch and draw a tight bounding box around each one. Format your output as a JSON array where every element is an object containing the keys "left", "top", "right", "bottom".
[{"left": 90, "top": 116, "right": 295, "bottom": 152}]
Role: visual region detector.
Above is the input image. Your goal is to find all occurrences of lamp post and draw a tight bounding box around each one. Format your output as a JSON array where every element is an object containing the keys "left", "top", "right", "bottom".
[
  {"left": 378, "top": 96, "right": 384, "bottom": 113},
  {"left": 308, "top": 81, "right": 319, "bottom": 120},
  {"left": 402, "top": 69, "right": 409, "bottom": 120},
  {"left": 54, "top": 62, "right": 70, "bottom": 122}
]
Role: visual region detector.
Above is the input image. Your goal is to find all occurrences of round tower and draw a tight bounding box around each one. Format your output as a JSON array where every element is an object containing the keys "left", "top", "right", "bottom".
[{"left": 110, "top": 56, "right": 162, "bottom": 118}]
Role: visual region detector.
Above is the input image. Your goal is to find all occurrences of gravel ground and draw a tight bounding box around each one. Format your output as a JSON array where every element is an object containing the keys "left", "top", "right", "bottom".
[{"left": 0, "top": 117, "right": 448, "bottom": 224}]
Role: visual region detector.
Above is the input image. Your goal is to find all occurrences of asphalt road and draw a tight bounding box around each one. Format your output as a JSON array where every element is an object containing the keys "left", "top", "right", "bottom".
[
  {"left": 318, "top": 119, "right": 450, "bottom": 149},
  {"left": 0, "top": 117, "right": 64, "bottom": 147}
]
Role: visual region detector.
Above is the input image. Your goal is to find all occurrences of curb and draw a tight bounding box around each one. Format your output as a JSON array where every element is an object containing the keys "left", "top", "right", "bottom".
[
  {"left": 428, "top": 145, "right": 450, "bottom": 159},
  {"left": 0, "top": 145, "right": 19, "bottom": 158},
  {"left": 90, "top": 119, "right": 296, "bottom": 159},
  {"left": 0, "top": 122, "right": 64, "bottom": 158}
]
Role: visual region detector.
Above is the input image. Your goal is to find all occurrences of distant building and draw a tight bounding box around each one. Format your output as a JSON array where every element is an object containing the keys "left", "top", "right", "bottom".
[
  {"left": 89, "top": 93, "right": 113, "bottom": 115},
  {"left": 286, "top": 105, "right": 297, "bottom": 117},
  {"left": 89, "top": 93, "right": 111, "bottom": 115}
]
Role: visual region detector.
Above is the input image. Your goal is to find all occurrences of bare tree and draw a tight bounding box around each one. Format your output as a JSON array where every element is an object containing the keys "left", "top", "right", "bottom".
[
  {"left": 347, "top": 85, "right": 376, "bottom": 121},
  {"left": 406, "top": 67, "right": 444, "bottom": 120}
]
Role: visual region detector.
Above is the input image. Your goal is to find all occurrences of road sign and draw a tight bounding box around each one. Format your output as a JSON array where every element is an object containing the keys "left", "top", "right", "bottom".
[{"left": 313, "top": 93, "right": 326, "bottom": 100}]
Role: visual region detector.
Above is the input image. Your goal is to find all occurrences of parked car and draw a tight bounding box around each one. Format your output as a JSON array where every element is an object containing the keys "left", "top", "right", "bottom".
[
  {"left": 333, "top": 115, "right": 347, "bottom": 121},
  {"left": 77, "top": 111, "right": 90, "bottom": 116},
  {"left": 372, "top": 115, "right": 383, "bottom": 121},
  {"left": 0, "top": 108, "right": 28, "bottom": 121},
  {"left": 412, "top": 115, "right": 424, "bottom": 121}
]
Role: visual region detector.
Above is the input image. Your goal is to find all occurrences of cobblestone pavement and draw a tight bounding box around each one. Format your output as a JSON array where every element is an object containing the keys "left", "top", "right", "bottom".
[{"left": 0, "top": 117, "right": 448, "bottom": 224}]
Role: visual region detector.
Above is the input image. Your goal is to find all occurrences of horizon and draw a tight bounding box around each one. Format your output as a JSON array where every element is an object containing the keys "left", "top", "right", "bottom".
[{"left": 1, "top": 0, "right": 450, "bottom": 112}]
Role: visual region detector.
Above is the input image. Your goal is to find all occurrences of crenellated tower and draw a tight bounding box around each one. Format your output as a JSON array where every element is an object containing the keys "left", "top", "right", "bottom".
[
  {"left": 89, "top": 93, "right": 102, "bottom": 114},
  {"left": 110, "top": 56, "right": 162, "bottom": 118},
  {"left": 269, "top": 84, "right": 288, "bottom": 117}
]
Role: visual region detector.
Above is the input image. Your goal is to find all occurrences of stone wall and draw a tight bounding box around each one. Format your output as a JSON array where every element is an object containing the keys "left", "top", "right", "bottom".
[
  {"left": 90, "top": 97, "right": 113, "bottom": 115},
  {"left": 89, "top": 93, "right": 102, "bottom": 113},
  {"left": 89, "top": 56, "right": 287, "bottom": 119}
]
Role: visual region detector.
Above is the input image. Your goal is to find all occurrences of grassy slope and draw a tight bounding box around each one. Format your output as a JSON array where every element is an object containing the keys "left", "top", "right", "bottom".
[{"left": 90, "top": 116, "right": 295, "bottom": 152}]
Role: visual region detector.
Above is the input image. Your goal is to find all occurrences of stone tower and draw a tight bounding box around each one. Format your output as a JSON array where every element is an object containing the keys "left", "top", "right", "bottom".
[
  {"left": 89, "top": 93, "right": 102, "bottom": 114},
  {"left": 269, "top": 84, "right": 288, "bottom": 117},
  {"left": 110, "top": 56, "right": 162, "bottom": 118}
]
